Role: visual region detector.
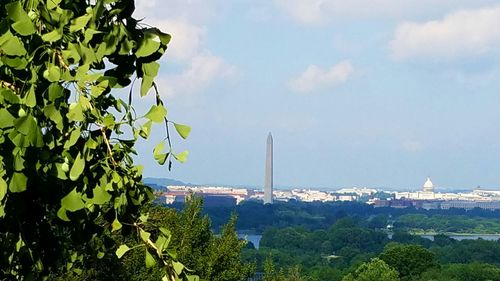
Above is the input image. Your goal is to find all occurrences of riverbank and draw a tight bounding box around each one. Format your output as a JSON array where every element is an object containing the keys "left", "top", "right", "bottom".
[{"left": 410, "top": 231, "right": 500, "bottom": 236}]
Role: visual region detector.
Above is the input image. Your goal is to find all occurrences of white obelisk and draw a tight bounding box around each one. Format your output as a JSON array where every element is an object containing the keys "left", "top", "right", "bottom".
[{"left": 264, "top": 133, "right": 273, "bottom": 204}]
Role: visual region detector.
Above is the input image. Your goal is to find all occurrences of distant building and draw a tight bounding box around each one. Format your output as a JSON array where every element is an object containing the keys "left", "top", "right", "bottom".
[
  {"left": 264, "top": 133, "right": 273, "bottom": 204},
  {"left": 423, "top": 177, "right": 434, "bottom": 192}
]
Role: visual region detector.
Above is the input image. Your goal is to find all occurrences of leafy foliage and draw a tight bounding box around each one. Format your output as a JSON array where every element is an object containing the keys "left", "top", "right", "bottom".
[
  {"left": 375, "top": 244, "right": 438, "bottom": 281},
  {"left": 395, "top": 213, "right": 500, "bottom": 234},
  {"left": 342, "top": 258, "right": 399, "bottom": 281},
  {"left": 0, "top": 0, "right": 192, "bottom": 279},
  {"left": 262, "top": 259, "right": 315, "bottom": 281},
  {"left": 198, "top": 200, "right": 500, "bottom": 234},
  {"left": 137, "top": 197, "right": 255, "bottom": 281},
  {"left": 243, "top": 214, "right": 500, "bottom": 281}
]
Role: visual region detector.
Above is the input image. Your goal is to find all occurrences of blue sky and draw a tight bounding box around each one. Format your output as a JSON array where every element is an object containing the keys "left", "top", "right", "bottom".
[{"left": 132, "top": 0, "right": 500, "bottom": 190}]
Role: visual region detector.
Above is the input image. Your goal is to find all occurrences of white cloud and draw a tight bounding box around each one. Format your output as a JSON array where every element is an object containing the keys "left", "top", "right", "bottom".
[
  {"left": 275, "top": 0, "right": 326, "bottom": 25},
  {"left": 131, "top": 0, "right": 234, "bottom": 98},
  {"left": 402, "top": 140, "right": 423, "bottom": 152},
  {"left": 134, "top": 0, "right": 218, "bottom": 24},
  {"left": 288, "top": 61, "right": 354, "bottom": 93},
  {"left": 159, "top": 54, "right": 235, "bottom": 98},
  {"left": 390, "top": 5, "right": 500, "bottom": 60},
  {"left": 274, "top": 0, "right": 499, "bottom": 25},
  {"left": 147, "top": 20, "right": 206, "bottom": 62}
]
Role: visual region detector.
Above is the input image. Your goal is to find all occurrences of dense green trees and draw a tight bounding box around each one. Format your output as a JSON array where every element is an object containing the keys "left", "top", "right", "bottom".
[
  {"left": 245, "top": 216, "right": 500, "bottom": 281},
  {"left": 145, "top": 197, "right": 254, "bottom": 281},
  {"left": 395, "top": 214, "right": 500, "bottom": 234},
  {"left": 418, "top": 263, "right": 500, "bottom": 281},
  {"left": 378, "top": 244, "right": 439, "bottom": 280},
  {"left": 342, "top": 258, "right": 398, "bottom": 281},
  {"left": 49, "top": 196, "right": 254, "bottom": 280},
  {"left": 199, "top": 200, "right": 500, "bottom": 233},
  {"left": 262, "top": 260, "right": 315, "bottom": 281}
]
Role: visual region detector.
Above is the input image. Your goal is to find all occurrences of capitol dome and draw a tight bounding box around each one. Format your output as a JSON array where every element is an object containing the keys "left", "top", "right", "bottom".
[{"left": 423, "top": 177, "right": 434, "bottom": 192}]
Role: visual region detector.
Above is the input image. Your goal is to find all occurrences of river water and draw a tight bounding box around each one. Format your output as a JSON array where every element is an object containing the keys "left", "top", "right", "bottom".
[
  {"left": 420, "top": 234, "right": 500, "bottom": 241},
  {"left": 238, "top": 234, "right": 500, "bottom": 249},
  {"left": 237, "top": 234, "right": 262, "bottom": 249}
]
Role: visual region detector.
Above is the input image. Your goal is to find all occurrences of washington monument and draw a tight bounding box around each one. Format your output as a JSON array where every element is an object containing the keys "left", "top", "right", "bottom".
[{"left": 264, "top": 132, "right": 273, "bottom": 204}]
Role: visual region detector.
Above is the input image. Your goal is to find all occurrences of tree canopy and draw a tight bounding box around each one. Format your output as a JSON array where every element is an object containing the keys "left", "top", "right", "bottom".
[{"left": 342, "top": 258, "right": 399, "bottom": 281}]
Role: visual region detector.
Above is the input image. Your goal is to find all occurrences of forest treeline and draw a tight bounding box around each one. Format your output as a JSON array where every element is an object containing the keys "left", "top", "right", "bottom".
[
  {"left": 36, "top": 197, "right": 500, "bottom": 280},
  {"left": 244, "top": 216, "right": 500, "bottom": 281},
  {"left": 46, "top": 197, "right": 254, "bottom": 281},
  {"left": 181, "top": 200, "right": 500, "bottom": 234}
]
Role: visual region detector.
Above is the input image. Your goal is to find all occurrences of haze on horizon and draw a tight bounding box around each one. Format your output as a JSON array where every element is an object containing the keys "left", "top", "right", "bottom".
[{"left": 132, "top": 1, "right": 500, "bottom": 191}]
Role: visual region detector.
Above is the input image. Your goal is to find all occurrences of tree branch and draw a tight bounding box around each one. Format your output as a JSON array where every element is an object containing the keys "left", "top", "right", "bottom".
[
  {"left": 101, "top": 127, "right": 118, "bottom": 166},
  {"left": 0, "top": 80, "right": 19, "bottom": 94}
]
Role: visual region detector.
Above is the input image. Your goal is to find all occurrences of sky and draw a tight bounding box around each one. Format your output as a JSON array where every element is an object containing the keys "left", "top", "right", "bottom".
[{"left": 131, "top": 0, "right": 500, "bottom": 190}]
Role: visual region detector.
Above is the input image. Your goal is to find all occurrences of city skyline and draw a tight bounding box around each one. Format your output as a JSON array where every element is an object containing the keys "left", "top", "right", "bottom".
[{"left": 133, "top": 1, "right": 500, "bottom": 189}]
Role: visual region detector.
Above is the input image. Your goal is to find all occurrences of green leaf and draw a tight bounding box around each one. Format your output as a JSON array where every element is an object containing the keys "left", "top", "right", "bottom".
[
  {"left": 69, "top": 14, "right": 92, "bottom": 32},
  {"left": 67, "top": 103, "right": 84, "bottom": 122},
  {"left": 0, "top": 177, "right": 7, "bottom": 201},
  {"left": 142, "top": 61, "right": 160, "bottom": 77},
  {"left": 153, "top": 28, "right": 171, "bottom": 45},
  {"left": 140, "top": 76, "right": 154, "bottom": 97},
  {"left": 43, "top": 65, "right": 61, "bottom": 82},
  {"left": 14, "top": 153, "right": 24, "bottom": 171},
  {"left": 9, "top": 172, "right": 27, "bottom": 193},
  {"left": 2, "top": 56, "right": 28, "bottom": 70},
  {"left": 159, "top": 227, "right": 171, "bottom": 237},
  {"left": 53, "top": 163, "right": 68, "bottom": 180},
  {"left": 57, "top": 207, "right": 70, "bottom": 221},
  {"left": 116, "top": 244, "right": 130, "bottom": 259},
  {"left": 144, "top": 105, "right": 167, "bottom": 123},
  {"left": 16, "top": 235, "right": 25, "bottom": 251},
  {"left": 174, "top": 151, "right": 189, "bottom": 163},
  {"left": 64, "top": 128, "right": 81, "bottom": 149},
  {"left": 8, "top": 131, "right": 30, "bottom": 147},
  {"left": 173, "top": 261, "right": 185, "bottom": 275},
  {"left": 173, "top": 123, "right": 191, "bottom": 139},
  {"left": 139, "top": 229, "right": 151, "bottom": 242},
  {"left": 61, "top": 188, "right": 85, "bottom": 212},
  {"left": 153, "top": 141, "right": 168, "bottom": 165},
  {"left": 12, "top": 20, "right": 36, "bottom": 36},
  {"left": 187, "top": 275, "right": 200, "bottom": 281},
  {"left": 91, "top": 185, "right": 111, "bottom": 205},
  {"left": 139, "top": 120, "right": 152, "bottom": 139},
  {"left": 139, "top": 213, "right": 149, "bottom": 222},
  {"left": 14, "top": 115, "right": 36, "bottom": 135},
  {"left": 83, "top": 28, "right": 101, "bottom": 44},
  {"left": 6, "top": 2, "right": 36, "bottom": 36},
  {"left": 140, "top": 62, "right": 160, "bottom": 96},
  {"left": 41, "top": 29, "right": 62, "bottom": 42},
  {"left": 25, "top": 86, "right": 36, "bottom": 107},
  {"left": 48, "top": 83, "right": 64, "bottom": 101},
  {"left": 155, "top": 234, "right": 170, "bottom": 253},
  {"left": 47, "top": 0, "right": 62, "bottom": 10},
  {"left": 91, "top": 80, "right": 109, "bottom": 97},
  {"left": 136, "top": 37, "right": 161, "bottom": 58},
  {"left": 6, "top": 2, "right": 28, "bottom": 21},
  {"left": 0, "top": 88, "right": 20, "bottom": 104},
  {"left": 69, "top": 152, "right": 85, "bottom": 181},
  {"left": 0, "top": 31, "right": 27, "bottom": 56},
  {"left": 97, "top": 252, "right": 105, "bottom": 259},
  {"left": 145, "top": 249, "right": 156, "bottom": 268},
  {"left": 111, "top": 217, "right": 122, "bottom": 232},
  {"left": 44, "top": 104, "right": 63, "bottom": 131},
  {"left": 0, "top": 109, "right": 15, "bottom": 128}
]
